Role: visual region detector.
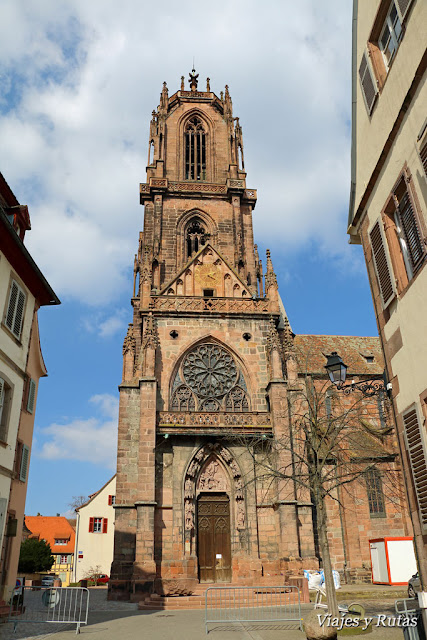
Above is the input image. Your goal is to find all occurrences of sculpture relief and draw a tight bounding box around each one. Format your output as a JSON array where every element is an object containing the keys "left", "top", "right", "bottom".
[{"left": 198, "top": 458, "right": 228, "bottom": 491}]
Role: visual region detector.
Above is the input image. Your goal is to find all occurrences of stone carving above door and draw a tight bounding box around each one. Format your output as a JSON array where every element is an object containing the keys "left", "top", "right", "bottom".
[{"left": 197, "top": 457, "right": 229, "bottom": 492}]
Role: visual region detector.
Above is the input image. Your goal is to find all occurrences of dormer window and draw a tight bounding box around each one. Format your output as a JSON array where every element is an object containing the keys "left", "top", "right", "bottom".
[{"left": 185, "top": 117, "right": 206, "bottom": 180}]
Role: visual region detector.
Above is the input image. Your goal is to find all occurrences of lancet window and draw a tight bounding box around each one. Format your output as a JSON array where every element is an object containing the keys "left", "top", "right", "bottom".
[
  {"left": 186, "top": 218, "right": 208, "bottom": 258},
  {"left": 170, "top": 343, "right": 250, "bottom": 412},
  {"left": 185, "top": 117, "right": 206, "bottom": 180}
]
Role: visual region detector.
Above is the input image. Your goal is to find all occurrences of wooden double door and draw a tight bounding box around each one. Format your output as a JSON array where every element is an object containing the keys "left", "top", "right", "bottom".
[{"left": 197, "top": 493, "right": 232, "bottom": 583}]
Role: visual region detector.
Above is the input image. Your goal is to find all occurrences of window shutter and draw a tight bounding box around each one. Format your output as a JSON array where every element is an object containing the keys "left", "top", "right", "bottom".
[
  {"left": 403, "top": 407, "right": 427, "bottom": 532},
  {"left": 27, "top": 379, "right": 36, "bottom": 414},
  {"left": 359, "top": 51, "right": 378, "bottom": 114},
  {"left": 0, "top": 378, "right": 4, "bottom": 424},
  {"left": 67, "top": 554, "right": 72, "bottom": 564},
  {"left": 398, "top": 192, "right": 425, "bottom": 273},
  {"left": 19, "top": 444, "right": 30, "bottom": 482},
  {"left": 6, "top": 281, "right": 18, "bottom": 331},
  {"left": 13, "top": 289, "right": 26, "bottom": 338},
  {"left": 103, "top": 518, "right": 108, "bottom": 533},
  {"left": 420, "top": 142, "right": 427, "bottom": 178},
  {"left": 89, "top": 517, "right": 94, "bottom": 533},
  {"left": 370, "top": 221, "right": 395, "bottom": 306},
  {"left": 396, "top": 0, "right": 413, "bottom": 20},
  {"left": 108, "top": 495, "right": 112, "bottom": 506}
]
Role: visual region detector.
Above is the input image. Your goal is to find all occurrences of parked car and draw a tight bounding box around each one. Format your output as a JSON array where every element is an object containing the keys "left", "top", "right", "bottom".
[
  {"left": 41, "top": 575, "right": 56, "bottom": 588},
  {"left": 88, "top": 574, "right": 109, "bottom": 585},
  {"left": 408, "top": 572, "right": 421, "bottom": 598}
]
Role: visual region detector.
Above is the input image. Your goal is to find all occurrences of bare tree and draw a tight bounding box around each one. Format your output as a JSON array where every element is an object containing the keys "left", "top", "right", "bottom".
[
  {"left": 230, "top": 371, "right": 403, "bottom": 617},
  {"left": 68, "top": 495, "right": 87, "bottom": 512}
]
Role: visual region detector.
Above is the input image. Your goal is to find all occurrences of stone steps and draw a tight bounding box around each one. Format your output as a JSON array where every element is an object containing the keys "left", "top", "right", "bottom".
[
  {"left": 139, "top": 585, "right": 300, "bottom": 611},
  {"left": 0, "top": 600, "right": 9, "bottom": 620}
]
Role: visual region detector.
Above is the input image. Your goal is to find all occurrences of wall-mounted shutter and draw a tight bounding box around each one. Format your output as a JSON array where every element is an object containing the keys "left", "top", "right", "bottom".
[
  {"left": 6, "top": 282, "right": 18, "bottom": 330},
  {"left": 103, "top": 518, "right": 108, "bottom": 533},
  {"left": 370, "top": 221, "right": 395, "bottom": 306},
  {"left": 108, "top": 495, "right": 112, "bottom": 505},
  {"left": 0, "top": 378, "right": 4, "bottom": 424},
  {"left": 396, "top": 0, "right": 413, "bottom": 20},
  {"left": 27, "top": 379, "right": 36, "bottom": 414},
  {"left": 5, "top": 281, "right": 26, "bottom": 339},
  {"left": 359, "top": 51, "right": 378, "bottom": 114},
  {"left": 67, "top": 554, "right": 72, "bottom": 564},
  {"left": 420, "top": 140, "right": 427, "bottom": 178},
  {"left": 89, "top": 517, "right": 94, "bottom": 533},
  {"left": 398, "top": 192, "right": 425, "bottom": 273},
  {"left": 13, "top": 289, "right": 25, "bottom": 337},
  {"left": 19, "top": 444, "right": 30, "bottom": 482},
  {"left": 403, "top": 407, "right": 427, "bottom": 532}
]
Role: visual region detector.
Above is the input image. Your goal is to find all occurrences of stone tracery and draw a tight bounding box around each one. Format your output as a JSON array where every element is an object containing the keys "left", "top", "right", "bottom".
[{"left": 171, "top": 343, "right": 249, "bottom": 412}]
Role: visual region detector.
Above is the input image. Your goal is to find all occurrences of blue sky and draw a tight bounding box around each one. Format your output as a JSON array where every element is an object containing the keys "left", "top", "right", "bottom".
[{"left": 0, "top": 0, "right": 378, "bottom": 517}]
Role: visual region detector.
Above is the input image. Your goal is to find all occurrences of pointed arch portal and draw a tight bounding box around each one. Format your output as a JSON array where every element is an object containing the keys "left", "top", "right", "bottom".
[{"left": 183, "top": 442, "right": 245, "bottom": 582}]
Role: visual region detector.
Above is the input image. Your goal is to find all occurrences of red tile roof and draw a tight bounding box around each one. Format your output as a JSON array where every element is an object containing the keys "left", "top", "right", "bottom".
[{"left": 25, "top": 516, "right": 75, "bottom": 554}]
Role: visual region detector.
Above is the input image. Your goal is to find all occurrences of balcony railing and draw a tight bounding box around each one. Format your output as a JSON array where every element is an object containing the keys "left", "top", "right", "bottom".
[{"left": 157, "top": 411, "right": 272, "bottom": 435}]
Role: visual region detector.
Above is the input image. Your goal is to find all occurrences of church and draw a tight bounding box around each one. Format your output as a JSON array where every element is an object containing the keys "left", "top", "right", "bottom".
[{"left": 108, "top": 72, "right": 412, "bottom": 601}]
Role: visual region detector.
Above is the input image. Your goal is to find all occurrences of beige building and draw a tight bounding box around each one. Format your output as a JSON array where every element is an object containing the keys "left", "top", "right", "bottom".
[
  {"left": 74, "top": 476, "right": 116, "bottom": 583},
  {"left": 0, "top": 174, "right": 59, "bottom": 601},
  {"left": 348, "top": 0, "right": 427, "bottom": 589}
]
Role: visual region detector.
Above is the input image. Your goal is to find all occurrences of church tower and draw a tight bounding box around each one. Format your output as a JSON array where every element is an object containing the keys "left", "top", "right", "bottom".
[{"left": 109, "top": 71, "right": 317, "bottom": 601}]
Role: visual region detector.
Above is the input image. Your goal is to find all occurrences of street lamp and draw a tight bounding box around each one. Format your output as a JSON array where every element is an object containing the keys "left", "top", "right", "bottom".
[{"left": 325, "top": 352, "right": 390, "bottom": 397}]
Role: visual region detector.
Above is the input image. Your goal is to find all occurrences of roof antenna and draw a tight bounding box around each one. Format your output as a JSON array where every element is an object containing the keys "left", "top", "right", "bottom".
[{"left": 193, "top": 56, "right": 195, "bottom": 71}]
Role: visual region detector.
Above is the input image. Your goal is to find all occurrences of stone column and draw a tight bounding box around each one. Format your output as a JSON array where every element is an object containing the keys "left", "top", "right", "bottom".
[
  {"left": 267, "top": 379, "right": 300, "bottom": 559},
  {"left": 131, "top": 376, "right": 157, "bottom": 600}
]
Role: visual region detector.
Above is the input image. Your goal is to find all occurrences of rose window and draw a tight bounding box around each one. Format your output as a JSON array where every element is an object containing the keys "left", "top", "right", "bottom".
[{"left": 171, "top": 343, "right": 249, "bottom": 412}]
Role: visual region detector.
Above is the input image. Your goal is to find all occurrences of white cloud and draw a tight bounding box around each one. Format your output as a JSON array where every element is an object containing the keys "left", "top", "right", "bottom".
[
  {"left": 82, "top": 308, "right": 128, "bottom": 337},
  {"left": 37, "top": 394, "right": 119, "bottom": 469},
  {"left": 0, "top": 0, "right": 354, "bottom": 305}
]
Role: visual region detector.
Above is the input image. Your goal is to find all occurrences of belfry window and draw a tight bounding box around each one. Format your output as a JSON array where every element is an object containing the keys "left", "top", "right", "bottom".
[
  {"left": 186, "top": 219, "right": 208, "bottom": 258},
  {"left": 185, "top": 117, "right": 206, "bottom": 180}
]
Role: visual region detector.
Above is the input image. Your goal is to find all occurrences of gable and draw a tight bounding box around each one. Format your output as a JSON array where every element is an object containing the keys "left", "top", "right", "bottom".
[{"left": 158, "top": 244, "right": 250, "bottom": 298}]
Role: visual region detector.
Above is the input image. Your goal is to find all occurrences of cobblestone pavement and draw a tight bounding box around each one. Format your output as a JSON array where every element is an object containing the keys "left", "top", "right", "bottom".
[
  {"left": 0, "top": 587, "right": 418, "bottom": 640},
  {"left": 1, "top": 587, "right": 138, "bottom": 640}
]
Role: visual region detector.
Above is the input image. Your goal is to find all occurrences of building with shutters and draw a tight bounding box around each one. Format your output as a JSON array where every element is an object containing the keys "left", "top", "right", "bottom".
[
  {"left": 347, "top": 0, "right": 427, "bottom": 588},
  {"left": 24, "top": 516, "right": 75, "bottom": 586},
  {"left": 109, "top": 72, "right": 413, "bottom": 602},
  {"left": 73, "top": 476, "right": 116, "bottom": 583},
  {"left": 0, "top": 174, "right": 60, "bottom": 601}
]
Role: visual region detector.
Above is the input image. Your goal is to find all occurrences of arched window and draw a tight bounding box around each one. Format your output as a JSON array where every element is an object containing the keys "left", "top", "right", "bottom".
[
  {"left": 185, "top": 117, "right": 206, "bottom": 180},
  {"left": 170, "top": 343, "right": 249, "bottom": 412},
  {"left": 186, "top": 218, "right": 208, "bottom": 258}
]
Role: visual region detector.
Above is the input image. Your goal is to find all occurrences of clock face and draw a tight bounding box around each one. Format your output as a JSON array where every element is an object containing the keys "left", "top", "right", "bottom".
[{"left": 195, "top": 264, "right": 222, "bottom": 288}]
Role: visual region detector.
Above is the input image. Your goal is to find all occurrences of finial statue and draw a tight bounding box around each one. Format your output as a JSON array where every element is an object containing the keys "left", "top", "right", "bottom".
[
  {"left": 206, "top": 77, "right": 210, "bottom": 91},
  {"left": 189, "top": 68, "right": 199, "bottom": 91},
  {"left": 220, "top": 91, "right": 224, "bottom": 101},
  {"left": 181, "top": 76, "right": 185, "bottom": 91}
]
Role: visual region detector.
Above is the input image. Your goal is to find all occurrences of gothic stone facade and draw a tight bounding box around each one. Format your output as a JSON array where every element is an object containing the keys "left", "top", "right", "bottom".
[{"left": 109, "top": 73, "right": 412, "bottom": 601}]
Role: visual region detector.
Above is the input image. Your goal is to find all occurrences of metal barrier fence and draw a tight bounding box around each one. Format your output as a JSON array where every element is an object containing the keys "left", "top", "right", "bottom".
[
  {"left": 395, "top": 598, "right": 425, "bottom": 640},
  {"left": 205, "top": 585, "right": 302, "bottom": 634},
  {"left": 8, "top": 586, "right": 89, "bottom": 634}
]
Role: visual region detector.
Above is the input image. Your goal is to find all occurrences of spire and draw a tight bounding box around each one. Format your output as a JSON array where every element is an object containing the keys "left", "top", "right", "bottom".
[
  {"left": 142, "top": 312, "right": 159, "bottom": 350},
  {"left": 265, "top": 249, "right": 278, "bottom": 290},
  {"left": 159, "top": 81, "right": 168, "bottom": 113},
  {"left": 206, "top": 77, "right": 210, "bottom": 92},
  {"left": 224, "top": 84, "right": 233, "bottom": 120},
  {"left": 181, "top": 75, "right": 185, "bottom": 91},
  {"left": 189, "top": 68, "right": 199, "bottom": 91}
]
